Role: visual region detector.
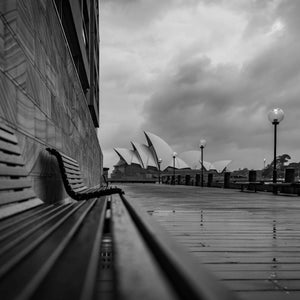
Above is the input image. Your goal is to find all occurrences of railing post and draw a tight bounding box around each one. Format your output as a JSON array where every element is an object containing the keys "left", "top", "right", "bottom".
[
  {"left": 177, "top": 175, "right": 181, "bottom": 185},
  {"left": 248, "top": 170, "right": 257, "bottom": 182},
  {"left": 223, "top": 172, "right": 231, "bottom": 189},
  {"left": 285, "top": 168, "right": 295, "bottom": 183},
  {"left": 207, "top": 173, "right": 213, "bottom": 187},
  {"left": 172, "top": 175, "right": 175, "bottom": 185},
  {"left": 185, "top": 175, "right": 190, "bottom": 185},
  {"left": 195, "top": 174, "right": 200, "bottom": 186}
]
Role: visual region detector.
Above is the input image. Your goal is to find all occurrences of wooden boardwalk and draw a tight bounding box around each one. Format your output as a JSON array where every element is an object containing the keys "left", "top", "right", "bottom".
[{"left": 120, "top": 184, "right": 300, "bottom": 300}]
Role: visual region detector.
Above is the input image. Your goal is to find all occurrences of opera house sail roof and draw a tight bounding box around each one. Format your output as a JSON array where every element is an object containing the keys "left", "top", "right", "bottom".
[
  {"left": 114, "top": 148, "right": 141, "bottom": 166},
  {"left": 144, "top": 131, "right": 174, "bottom": 171},
  {"left": 113, "top": 131, "right": 231, "bottom": 173},
  {"left": 177, "top": 151, "right": 231, "bottom": 173},
  {"left": 131, "top": 142, "right": 157, "bottom": 169}
]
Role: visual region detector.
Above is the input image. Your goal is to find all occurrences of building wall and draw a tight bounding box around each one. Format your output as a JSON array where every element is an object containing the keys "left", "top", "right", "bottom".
[
  {"left": 0, "top": 0, "right": 102, "bottom": 203},
  {"left": 111, "top": 163, "right": 159, "bottom": 179}
]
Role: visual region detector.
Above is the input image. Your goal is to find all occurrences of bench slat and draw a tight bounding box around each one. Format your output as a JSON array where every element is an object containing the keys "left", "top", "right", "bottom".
[
  {"left": 0, "top": 202, "right": 85, "bottom": 294},
  {"left": 60, "top": 153, "right": 79, "bottom": 165},
  {"left": 63, "top": 162, "right": 81, "bottom": 172},
  {"left": 61, "top": 157, "right": 81, "bottom": 169},
  {"left": 66, "top": 177, "right": 84, "bottom": 184},
  {"left": 0, "top": 140, "right": 21, "bottom": 155},
  {"left": 0, "top": 152, "right": 24, "bottom": 166},
  {"left": 72, "top": 186, "right": 88, "bottom": 193},
  {"left": 111, "top": 195, "right": 177, "bottom": 300},
  {"left": 65, "top": 174, "right": 82, "bottom": 181},
  {"left": 0, "top": 128, "right": 18, "bottom": 144},
  {"left": 65, "top": 173, "right": 82, "bottom": 180},
  {"left": 71, "top": 182, "right": 87, "bottom": 189},
  {"left": 0, "top": 123, "right": 15, "bottom": 134},
  {"left": 0, "top": 189, "right": 37, "bottom": 205},
  {"left": 0, "top": 195, "right": 107, "bottom": 300},
  {"left": 0, "top": 198, "right": 43, "bottom": 220},
  {"left": 0, "top": 178, "right": 32, "bottom": 191},
  {"left": 30, "top": 199, "right": 107, "bottom": 300},
  {"left": 0, "top": 165, "right": 29, "bottom": 177},
  {"left": 64, "top": 168, "right": 82, "bottom": 176},
  {"left": 69, "top": 186, "right": 86, "bottom": 193}
]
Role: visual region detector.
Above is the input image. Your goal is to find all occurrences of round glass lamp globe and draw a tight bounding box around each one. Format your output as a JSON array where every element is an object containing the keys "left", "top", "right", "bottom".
[
  {"left": 172, "top": 152, "right": 177, "bottom": 158},
  {"left": 199, "top": 139, "right": 207, "bottom": 148},
  {"left": 158, "top": 158, "right": 162, "bottom": 163},
  {"left": 268, "top": 108, "right": 284, "bottom": 124}
]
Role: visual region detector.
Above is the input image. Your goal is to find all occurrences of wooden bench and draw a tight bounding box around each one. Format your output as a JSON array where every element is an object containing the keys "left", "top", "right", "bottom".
[
  {"left": 0, "top": 123, "right": 109, "bottom": 299},
  {"left": 46, "top": 148, "right": 124, "bottom": 200},
  {"left": 0, "top": 123, "right": 238, "bottom": 300}
]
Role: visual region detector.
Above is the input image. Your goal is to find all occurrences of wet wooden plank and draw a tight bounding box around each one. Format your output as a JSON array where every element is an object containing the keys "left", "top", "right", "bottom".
[
  {"left": 121, "top": 195, "right": 239, "bottom": 300},
  {"left": 119, "top": 184, "right": 300, "bottom": 299}
]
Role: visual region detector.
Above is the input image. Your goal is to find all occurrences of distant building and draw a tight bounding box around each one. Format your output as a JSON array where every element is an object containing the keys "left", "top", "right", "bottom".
[
  {"left": 111, "top": 131, "right": 231, "bottom": 179},
  {"left": 0, "top": 0, "right": 102, "bottom": 202}
]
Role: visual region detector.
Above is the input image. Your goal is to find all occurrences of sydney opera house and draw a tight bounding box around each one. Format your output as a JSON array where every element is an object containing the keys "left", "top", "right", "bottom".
[{"left": 111, "top": 132, "right": 231, "bottom": 180}]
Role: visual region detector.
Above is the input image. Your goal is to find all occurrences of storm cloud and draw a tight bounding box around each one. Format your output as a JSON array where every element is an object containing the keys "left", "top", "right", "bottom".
[{"left": 100, "top": 0, "right": 300, "bottom": 171}]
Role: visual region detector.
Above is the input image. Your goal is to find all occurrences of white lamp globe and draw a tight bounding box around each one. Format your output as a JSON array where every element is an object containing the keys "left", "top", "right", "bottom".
[
  {"left": 268, "top": 108, "right": 284, "bottom": 124},
  {"left": 199, "top": 139, "right": 207, "bottom": 148}
]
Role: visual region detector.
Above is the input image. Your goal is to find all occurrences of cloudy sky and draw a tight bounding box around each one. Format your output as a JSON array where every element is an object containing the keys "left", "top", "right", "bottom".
[{"left": 98, "top": 0, "right": 300, "bottom": 172}]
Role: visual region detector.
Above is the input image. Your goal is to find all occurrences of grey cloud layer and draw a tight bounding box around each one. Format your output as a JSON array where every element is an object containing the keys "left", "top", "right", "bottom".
[
  {"left": 141, "top": 0, "right": 300, "bottom": 156},
  {"left": 101, "top": 0, "right": 300, "bottom": 170}
]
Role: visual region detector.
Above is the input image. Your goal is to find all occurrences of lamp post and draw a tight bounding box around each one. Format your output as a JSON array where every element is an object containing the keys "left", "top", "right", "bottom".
[
  {"left": 172, "top": 152, "right": 177, "bottom": 185},
  {"left": 158, "top": 158, "right": 162, "bottom": 184},
  {"left": 268, "top": 108, "right": 284, "bottom": 194},
  {"left": 263, "top": 158, "right": 266, "bottom": 169},
  {"left": 199, "top": 139, "right": 207, "bottom": 187}
]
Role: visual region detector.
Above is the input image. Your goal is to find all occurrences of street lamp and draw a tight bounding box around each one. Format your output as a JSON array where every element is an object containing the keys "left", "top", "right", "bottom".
[
  {"left": 199, "top": 139, "right": 207, "bottom": 187},
  {"left": 158, "top": 158, "right": 162, "bottom": 184},
  {"left": 268, "top": 108, "right": 284, "bottom": 193},
  {"left": 172, "top": 152, "right": 177, "bottom": 185}
]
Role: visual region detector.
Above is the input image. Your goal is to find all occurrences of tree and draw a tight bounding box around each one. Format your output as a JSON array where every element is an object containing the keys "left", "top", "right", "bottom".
[
  {"left": 277, "top": 154, "right": 291, "bottom": 169},
  {"left": 262, "top": 154, "right": 291, "bottom": 178}
]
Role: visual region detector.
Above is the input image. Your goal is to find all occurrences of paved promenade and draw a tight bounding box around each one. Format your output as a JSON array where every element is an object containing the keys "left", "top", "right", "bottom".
[{"left": 120, "top": 184, "right": 300, "bottom": 300}]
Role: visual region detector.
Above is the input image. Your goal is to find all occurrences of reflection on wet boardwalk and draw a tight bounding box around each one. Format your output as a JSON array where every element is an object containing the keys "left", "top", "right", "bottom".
[{"left": 120, "top": 184, "right": 300, "bottom": 300}]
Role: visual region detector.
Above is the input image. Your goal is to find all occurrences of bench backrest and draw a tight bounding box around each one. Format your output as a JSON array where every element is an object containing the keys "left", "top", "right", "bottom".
[
  {"left": 0, "top": 123, "right": 36, "bottom": 207},
  {"left": 46, "top": 148, "right": 87, "bottom": 196}
]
